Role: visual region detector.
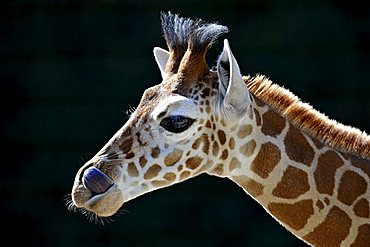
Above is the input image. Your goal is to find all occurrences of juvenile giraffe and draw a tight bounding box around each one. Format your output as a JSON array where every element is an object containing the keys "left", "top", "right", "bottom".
[{"left": 69, "top": 13, "right": 370, "bottom": 246}]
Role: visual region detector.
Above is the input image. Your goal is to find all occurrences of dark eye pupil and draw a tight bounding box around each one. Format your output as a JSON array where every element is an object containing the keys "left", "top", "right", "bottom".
[{"left": 160, "top": 115, "right": 195, "bottom": 133}]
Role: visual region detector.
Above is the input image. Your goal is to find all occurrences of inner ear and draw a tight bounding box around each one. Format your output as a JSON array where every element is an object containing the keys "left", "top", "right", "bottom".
[
  {"left": 217, "top": 48, "right": 231, "bottom": 97},
  {"left": 216, "top": 39, "right": 250, "bottom": 119}
]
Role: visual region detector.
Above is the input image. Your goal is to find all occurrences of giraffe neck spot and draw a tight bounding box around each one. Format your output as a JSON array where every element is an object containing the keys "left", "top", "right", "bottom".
[
  {"left": 267, "top": 200, "right": 314, "bottom": 231},
  {"left": 337, "top": 170, "right": 367, "bottom": 206},
  {"left": 272, "top": 165, "right": 309, "bottom": 199},
  {"left": 250, "top": 142, "right": 281, "bottom": 179},
  {"left": 350, "top": 224, "right": 370, "bottom": 246},
  {"left": 284, "top": 125, "right": 314, "bottom": 166},
  {"left": 237, "top": 124, "right": 253, "bottom": 139},
  {"left": 144, "top": 164, "right": 161, "bottom": 179},
  {"left": 261, "top": 110, "right": 286, "bottom": 137},
  {"left": 232, "top": 175, "right": 264, "bottom": 197},
  {"left": 314, "top": 150, "right": 344, "bottom": 195},
  {"left": 239, "top": 140, "right": 257, "bottom": 158},
  {"left": 353, "top": 198, "right": 370, "bottom": 218},
  {"left": 303, "top": 206, "right": 352, "bottom": 246}
]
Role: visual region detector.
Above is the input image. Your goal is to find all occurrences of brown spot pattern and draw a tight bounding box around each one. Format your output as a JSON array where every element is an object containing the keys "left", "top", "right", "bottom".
[
  {"left": 180, "top": 171, "right": 191, "bottom": 180},
  {"left": 139, "top": 156, "right": 147, "bottom": 168},
  {"left": 136, "top": 132, "right": 146, "bottom": 147},
  {"left": 164, "top": 172, "right": 176, "bottom": 182},
  {"left": 217, "top": 130, "right": 227, "bottom": 145},
  {"left": 125, "top": 152, "right": 135, "bottom": 159},
  {"left": 220, "top": 149, "right": 229, "bottom": 160},
  {"left": 353, "top": 198, "right": 369, "bottom": 218},
  {"left": 251, "top": 142, "right": 281, "bottom": 178},
  {"left": 205, "top": 120, "right": 212, "bottom": 128},
  {"left": 337, "top": 170, "right": 367, "bottom": 206},
  {"left": 350, "top": 224, "right": 370, "bottom": 247},
  {"left": 233, "top": 175, "right": 264, "bottom": 197},
  {"left": 141, "top": 183, "right": 148, "bottom": 192},
  {"left": 284, "top": 125, "right": 314, "bottom": 166},
  {"left": 144, "top": 164, "right": 161, "bottom": 179},
  {"left": 351, "top": 156, "right": 370, "bottom": 179},
  {"left": 229, "top": 157, "right": 241, "bottom": 171},
  {"left": 253, "top": 96, "right": 265, "bottom": 107},
  {"left": 316, "top": 200, "right": 325, "bottom": 211},
  {"left": 127, "top": 163, "right": 139, "bottom": 177},
  {"left": 304, "top": 206, "right": 352, "bottom": 246},
  {"left": 272, "top": 166, "right": 309, "bottom": 199},
  {"left": 212, "top": 141, "right": 220, "bottom": 156},
  {"left": 212, "top": 163, "right": 224, "bottom": 175},
  {"left": 229, "top": 137, "right": 235, "bottom": 150},
  {"left": 201, "top": 88, "right": 210, "bottom": 97},
  {"left": 192, "top": 134, "right": 210, "bottom": 155},
  {"left": 310, "top": 136, "right": 324, "bottom": 149},
  {"left": 254, "top": 109, "right": 261, "bottom": 126},
  {"left": 248, "top": 106, "right": 254, "bottom": 119},
  {"left": 237, "top": 124, "right": 253, "bottom": 139},
  {"left": 119, "top": 138, "right": 133, "bottom": 154},
  {"left": 151, "top": 180, "right": 170, "bottom": 187},
  {"left": 261, "top": 110, "right": 286, "bottom": 137},
  {"left": 324, "top": 197, "right": 330, "bottom": 205},
  {"left": 315, "top": 150, "right": 344, "bottom": 195},
  {"left": 268, "top": 200, "right": 314, "bottom": 231},
  {"left": 240, "top": 140, "right": 257, "bottom": 158},
  {"left": 164, "top": 149, "right": 183, "bottom": 167},
  {"left": 206, "top": 106, "right": 210, "bottom": 113},
  {"left": 151, "top": 146, "right": 161, "bottom": 158},
  {"left": 186, "top": 156, "right": 203, "bottom": 170}
]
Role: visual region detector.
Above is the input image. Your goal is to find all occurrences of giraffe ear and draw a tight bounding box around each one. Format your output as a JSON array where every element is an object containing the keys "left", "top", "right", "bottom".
[
  {"left": 217, "top": 39, "right": 249, "bottom": 119},
  {"left": 153, "top": 47, "right": 170, "bottom": 80}
]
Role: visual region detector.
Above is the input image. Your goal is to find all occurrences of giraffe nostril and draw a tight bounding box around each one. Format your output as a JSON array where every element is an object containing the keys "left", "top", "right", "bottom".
[{"left": 82, "top": 167, "right": 114, "bottom": 195}]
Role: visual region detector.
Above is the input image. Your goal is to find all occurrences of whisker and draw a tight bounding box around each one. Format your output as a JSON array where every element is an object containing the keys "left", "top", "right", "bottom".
[
  {"left": 79, "top": 154, "right": 90, "bottom": 165},
  {"left": 64, "top": 194, "right": 78, "bottom": 213},
  {"left": 116, "top": 207, "right": 130, "bottom": 217},
  {"left": 65, "top": 194, "right": 127, "bottom": 225},
  {"left": 126, "top": 105, "right": 137, "bottom": 116}
]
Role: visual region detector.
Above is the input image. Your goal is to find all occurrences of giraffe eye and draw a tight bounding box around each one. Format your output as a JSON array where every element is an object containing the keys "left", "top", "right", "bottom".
[{"left": 160, "top": 115, "right": 195, "bottom": 133}]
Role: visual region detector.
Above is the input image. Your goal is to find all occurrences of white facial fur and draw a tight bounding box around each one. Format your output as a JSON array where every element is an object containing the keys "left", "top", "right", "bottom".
[{"left": 151, "top": 95, "right": 199, "bottom": 140}]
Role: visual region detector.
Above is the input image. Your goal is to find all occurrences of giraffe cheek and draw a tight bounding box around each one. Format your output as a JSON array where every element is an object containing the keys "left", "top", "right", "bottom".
[{"left": 86, "top": 186, "right": 124, "bottom": 217}]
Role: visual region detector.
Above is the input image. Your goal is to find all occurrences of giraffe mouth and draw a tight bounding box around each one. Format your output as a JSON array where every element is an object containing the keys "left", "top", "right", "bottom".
[
  {"left": 71, "top": 166, "right": 124, "bottom": 217},
  {"left": 82, "top": 167, "right": 114, "bottom": 195}
]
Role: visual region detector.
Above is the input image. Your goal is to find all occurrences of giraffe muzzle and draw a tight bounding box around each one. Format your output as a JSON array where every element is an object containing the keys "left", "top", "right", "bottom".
[{"left": 82, "top": 167, "right": 114, "bottom": 195}]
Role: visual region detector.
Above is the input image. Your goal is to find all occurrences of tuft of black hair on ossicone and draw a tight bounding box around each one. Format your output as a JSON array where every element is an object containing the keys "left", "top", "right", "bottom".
[{"left": 160, "top": 12, "right": 228, "bottom": 53}]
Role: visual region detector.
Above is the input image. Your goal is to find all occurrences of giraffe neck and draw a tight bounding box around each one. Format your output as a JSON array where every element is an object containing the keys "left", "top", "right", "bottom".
[{"left": 207, "top": 95, "right": 370, "bottom": 247}]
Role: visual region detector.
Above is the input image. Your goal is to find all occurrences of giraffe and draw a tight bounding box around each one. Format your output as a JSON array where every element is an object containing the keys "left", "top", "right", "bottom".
[{"left": 69, "top": 13, "right": 370, "bottom": 246}]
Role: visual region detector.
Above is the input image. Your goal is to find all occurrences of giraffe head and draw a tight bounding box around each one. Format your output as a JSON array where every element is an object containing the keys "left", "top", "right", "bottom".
[{"left": 70, "top": 13, "right": 252, "bottom": 218}]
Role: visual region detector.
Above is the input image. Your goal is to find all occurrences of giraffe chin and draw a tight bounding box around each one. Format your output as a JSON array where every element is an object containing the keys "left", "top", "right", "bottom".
[{"left": 72, "top": 182, "right": 124, "bottom": 217}]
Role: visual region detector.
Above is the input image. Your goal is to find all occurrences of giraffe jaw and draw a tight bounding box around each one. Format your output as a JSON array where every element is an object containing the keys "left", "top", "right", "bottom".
[{"left": 72, "top": 182, "right": 125, "bottom": 217}]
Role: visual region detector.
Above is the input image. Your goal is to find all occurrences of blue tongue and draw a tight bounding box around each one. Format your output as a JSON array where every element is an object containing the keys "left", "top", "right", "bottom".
[{"left": 82, "top": 167, "right": 114, "bottom": 195}]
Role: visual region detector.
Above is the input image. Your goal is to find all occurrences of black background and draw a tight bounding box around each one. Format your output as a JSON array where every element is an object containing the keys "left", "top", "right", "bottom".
[{"left": 2, "top": 1, "right": 369, "bottom": 246}]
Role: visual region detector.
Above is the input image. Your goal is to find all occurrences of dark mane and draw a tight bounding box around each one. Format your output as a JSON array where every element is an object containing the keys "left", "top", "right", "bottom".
[
  {"left": 160, "top": 12, "right": 228, "bottom": 54},
  {"left": 160, "top": 12, "right": 195, "bottom": 52}
]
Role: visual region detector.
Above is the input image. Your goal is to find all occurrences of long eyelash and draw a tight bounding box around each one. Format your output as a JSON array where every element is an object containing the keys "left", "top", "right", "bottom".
[
  {"left": 96, "top": 153, "right": 127, "bottom": 165},
  {"left": 124, "top": 105, "right": 136, "bottom": 117}
]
